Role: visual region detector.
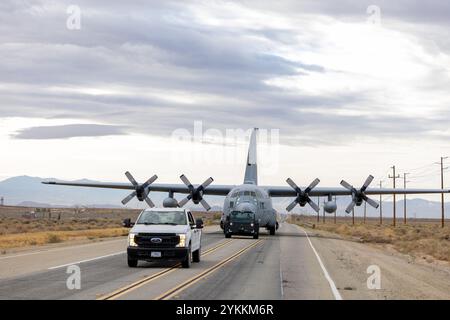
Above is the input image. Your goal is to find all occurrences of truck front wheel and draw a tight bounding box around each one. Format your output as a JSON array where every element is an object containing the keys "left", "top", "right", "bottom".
[
  {"left": 182, "top": 246, "right": 192, "bottom": 268},
  {"left": 127, "top": 256, "right": 138, "bottom": 268},
  {"left": 193, "top": 247, "right": 201, "bottom": 262}
]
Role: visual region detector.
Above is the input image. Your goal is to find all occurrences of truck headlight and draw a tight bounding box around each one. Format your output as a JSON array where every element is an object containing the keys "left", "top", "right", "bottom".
[
  {"left": 229, "top": 222, "right": 233, "bottom": 226},
  {"left": 128, "top": 233, "right": 138, "bottom": 247},
  {"left": 177, "top": 234, "right": 186, "bottom": 247},
  {"left": 250, "top": 223, "right": 254, "bottom": 227}
]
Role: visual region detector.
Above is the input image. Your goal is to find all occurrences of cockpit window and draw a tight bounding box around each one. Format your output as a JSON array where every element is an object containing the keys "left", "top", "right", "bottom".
[
  {"left": 136, "top": 211, "right": 187, "bottom": 225},
  {"left": 230, "top": 189, "right": 262, "bottom": 208},
  {"left": 236, "top": 191, "right": 255, "bottom": 197},
  {"left": 231, "top": 190, "right": 257, "bottom": 198}
]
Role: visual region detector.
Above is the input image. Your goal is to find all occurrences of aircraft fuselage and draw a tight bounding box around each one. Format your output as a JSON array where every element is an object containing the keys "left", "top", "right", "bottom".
[{"left": 221, "top": 183, "right": 277, "bottom": 229}]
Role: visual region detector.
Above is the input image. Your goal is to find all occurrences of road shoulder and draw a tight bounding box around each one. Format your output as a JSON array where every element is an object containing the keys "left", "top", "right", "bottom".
[{"left": 300, "top": 225, "right": 450, "bottom": 299}]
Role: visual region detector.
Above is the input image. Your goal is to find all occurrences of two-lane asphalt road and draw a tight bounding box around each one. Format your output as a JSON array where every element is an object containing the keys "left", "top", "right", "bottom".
[
  {"left": 0, "top": 223, "right": 339, "bottom": 300},
  {"left": 1, "top": 223, "right": 449, "bottom": 300}
]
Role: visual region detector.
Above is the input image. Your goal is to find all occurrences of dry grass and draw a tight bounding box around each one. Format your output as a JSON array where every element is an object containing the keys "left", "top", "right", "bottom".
[
  {"left": 0, "top": 206, "right": 139, "bottom": 250},
  {"left": 0, "top": 206, "right": 219, "bottom": 251},
  {"left": 0, "top": 217, "right": 129, "bottom": 250},
  {"left": 194, "top": 211, "right": 222, "bottom": 226},
  {"left": 0, "top": 217, "right": 126, "bottom": 235},
  {"left": 289, "top": 215, "right": 450, "bottom": 262},
  {"left": 0, "top": 228, "right": 129, "bottom": 250}
]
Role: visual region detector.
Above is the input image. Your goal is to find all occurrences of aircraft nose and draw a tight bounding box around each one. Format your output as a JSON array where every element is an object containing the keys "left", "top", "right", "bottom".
[{"left": 234, "top": 202, "right": 257, "bottom": 213}]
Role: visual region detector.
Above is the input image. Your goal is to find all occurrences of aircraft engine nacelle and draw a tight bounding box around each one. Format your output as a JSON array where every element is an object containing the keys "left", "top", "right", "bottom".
[
  {"left": 191, "top": 190, "right": 204, "bottom": 205},
  {"left": 120, "top": 172, "right": 158, "bottom": 208},
  {"left": 163, "top": 197, "right": 178, "bottom": 208},
  {"left": 136, "top": 188, "right": 150, "bottom": 202},
  {"left": 324, "top": 201, "right": 337, "bottom": 214},
  {"left": 177, "top": 175, "right": 214, "bottom": 211}
]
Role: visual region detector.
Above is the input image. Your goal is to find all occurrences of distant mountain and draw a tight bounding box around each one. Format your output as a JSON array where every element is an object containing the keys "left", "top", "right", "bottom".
[
  {"left": 210, "top": 205, "right": 223, "bottom": 211},
  {"left": 0, "top": 176, "right": 223, "bottom": 210},
  {"left": 276, "top": 196, "right": 449, "bottom": 219},
  {"left": 0, "top": 176, "right": 153, "bottom": 208},
  {"left": 15, "top": 201, "right": 124, "bottom": 209},
  {"left": 17, "top": 201, "right": 53, "bottom": 208},
  {"left": 0, "top": 176, "right": 447, "bottom": 218}
]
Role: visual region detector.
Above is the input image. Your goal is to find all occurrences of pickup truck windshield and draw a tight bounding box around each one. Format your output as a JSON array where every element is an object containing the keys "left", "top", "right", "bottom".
[
  {"left": 137, "top": 211, "right": 187, "bottom": 225},
  {"left": 230, "top": 211, "right": 254, "bottom": 222}
]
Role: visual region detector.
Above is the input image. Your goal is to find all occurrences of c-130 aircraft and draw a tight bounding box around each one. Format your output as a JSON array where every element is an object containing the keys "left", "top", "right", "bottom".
[{"left": 43, "top": 128, "right": 450, "bottom": 236}]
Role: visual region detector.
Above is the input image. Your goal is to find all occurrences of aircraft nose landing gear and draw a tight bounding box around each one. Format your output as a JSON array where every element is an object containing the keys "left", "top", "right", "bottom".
[{"left": 268, "top": 225, "right": 276, "bottom": 235}]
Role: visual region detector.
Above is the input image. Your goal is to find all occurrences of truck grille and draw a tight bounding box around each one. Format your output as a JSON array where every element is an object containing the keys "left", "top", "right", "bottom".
[{"left": 135, "top": 233, "right": 180, "bottom": 248}]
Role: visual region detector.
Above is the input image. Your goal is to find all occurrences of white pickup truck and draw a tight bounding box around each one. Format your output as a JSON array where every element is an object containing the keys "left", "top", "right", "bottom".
[{"left": 124, "top": 208, "right": 203, "bottom": 268}]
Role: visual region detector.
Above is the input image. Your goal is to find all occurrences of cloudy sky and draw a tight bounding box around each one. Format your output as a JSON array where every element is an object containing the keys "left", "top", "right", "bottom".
[{"left": 1, "top": 0, "right": 450, "bottom": 195}]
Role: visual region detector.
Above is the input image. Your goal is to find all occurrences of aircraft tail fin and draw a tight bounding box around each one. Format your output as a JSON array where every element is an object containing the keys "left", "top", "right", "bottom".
[{"left": 244, "top": 128, "right": 258, "bottom": 185}]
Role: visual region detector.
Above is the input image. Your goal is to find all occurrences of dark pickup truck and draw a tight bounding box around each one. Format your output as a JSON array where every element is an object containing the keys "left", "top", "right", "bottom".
[{"left": 224, "top": 211, "right": 259, "bottom": 239}]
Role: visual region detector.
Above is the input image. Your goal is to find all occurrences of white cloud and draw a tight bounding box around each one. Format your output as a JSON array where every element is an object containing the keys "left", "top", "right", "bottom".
[{"left": 1, "top": 0, "right": 450, "bottom": 193}]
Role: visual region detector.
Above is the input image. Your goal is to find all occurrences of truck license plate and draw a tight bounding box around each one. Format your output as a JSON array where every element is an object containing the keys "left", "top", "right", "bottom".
[{"left": 151, "top": 251, "right": 162, "bottom": 258}]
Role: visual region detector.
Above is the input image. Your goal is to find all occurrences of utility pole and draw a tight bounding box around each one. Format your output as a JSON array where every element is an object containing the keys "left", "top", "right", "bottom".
[
  {"left": 403, "top": 173, "right": 410, "bottom": 225},
  {"left": 352, "top": 208, "right": 355, "bottom": 225},
  {"left": 436, "top": 157, "right": 448, "bottom": 228},
  {"left": 389, "top": 166, "right": 400, "bottom": 227},
  {"left": 379, "top": 181, "right": 383, "bottom": 225},
  {"left": 317, "top": 196, "right": 320, "bottom": 223},
  {"left": 334, "top": 196, "right": 337, "bottom": 224}
]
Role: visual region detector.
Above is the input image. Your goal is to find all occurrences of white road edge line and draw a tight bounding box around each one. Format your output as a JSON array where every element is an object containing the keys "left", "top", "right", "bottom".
[
  {"left": 279, "top": 223, "right": 284, "bottom": 299},
  {"left": 279, "top": 259, "right": 284, "bottom": 298},
  {"left": 1, "top": 229, "right": 219, "bottom": 261},
  {"left": 299, "top": 227, "right": 343, "bottom": 300},
  {"left": 48, "top": 251, "right": 126, "bottom": 270},
  {"left": 0, "top": 238, "right": 126, "bottom": 260}
]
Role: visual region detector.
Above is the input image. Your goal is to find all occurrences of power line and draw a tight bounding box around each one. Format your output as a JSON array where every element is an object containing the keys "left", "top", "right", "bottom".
[
  {"left": 408, "top": 168, "right": 441, "bottom": 178},
  {"left": 404, "top": 163, "right": 437, "bottom": 175},
  {"left": 408, "top": 172, "right": 441, "bottom": 181},
  {"left": 404, "top": 162, "right": 437, "bottom": 172}
]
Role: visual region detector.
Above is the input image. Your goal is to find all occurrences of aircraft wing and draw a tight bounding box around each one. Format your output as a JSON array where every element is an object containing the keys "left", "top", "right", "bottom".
[
  {"left": 265, "top": 186, "right": 450, "bottom": 197},
  {"left": 43, "top": 180, "right": 450, "bottom": 197},
  {"left": 42, "top": 181, "right": 235, "bottom": 196}
]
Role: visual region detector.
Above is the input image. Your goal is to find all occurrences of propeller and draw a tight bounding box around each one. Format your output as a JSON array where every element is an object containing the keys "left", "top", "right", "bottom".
[
  {"left": 285, "top": 178, "right": 321, "bottom": 213},
  {"left": 178, "top": 175, "right": 214, "bottom": 211},
  {"left": 340, "top": 175, "right": 379, "bottom": 213},
  {"left": 121, "top": 171, "right": 158, "bottom": 207}
]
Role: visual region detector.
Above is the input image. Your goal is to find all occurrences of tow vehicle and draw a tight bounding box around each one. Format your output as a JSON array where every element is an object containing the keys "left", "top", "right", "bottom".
[{"left": 224, "top": 210, "right": 259, "bottom": 239}]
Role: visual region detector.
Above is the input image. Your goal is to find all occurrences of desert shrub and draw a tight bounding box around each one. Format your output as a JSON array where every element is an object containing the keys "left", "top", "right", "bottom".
[{"left": 47, "top": 234, "right": 62, "bottom": 243}]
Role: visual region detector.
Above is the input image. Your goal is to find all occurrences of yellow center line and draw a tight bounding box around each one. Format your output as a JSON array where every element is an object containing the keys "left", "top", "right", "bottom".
[
  {"left": 154, "top": 239, "right": 264, "bottom": 300},
  {"left": 97, "top": 238, "right": 235, "bottom": 300}
]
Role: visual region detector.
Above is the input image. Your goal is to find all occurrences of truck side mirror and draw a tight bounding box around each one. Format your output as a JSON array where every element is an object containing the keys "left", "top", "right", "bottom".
[
  {"left": 123, "top": 218, "right": 134, "bottom": 228},
  {"left": 195, "top": 218, "right": 204, "bottom": 229}
]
